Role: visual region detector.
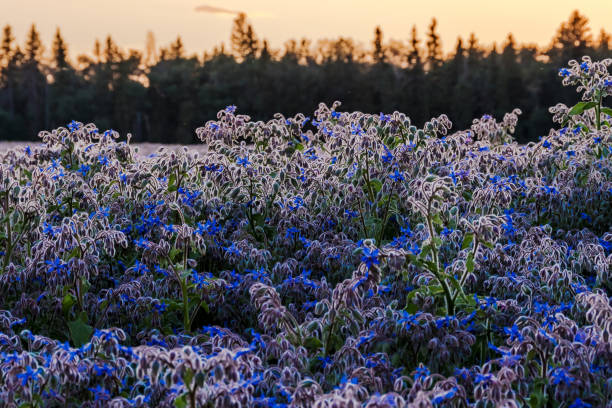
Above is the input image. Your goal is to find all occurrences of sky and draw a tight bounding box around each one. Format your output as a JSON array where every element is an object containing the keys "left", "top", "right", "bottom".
[{"left": 2, "top": 0, "right": 611, "bottom": 58}]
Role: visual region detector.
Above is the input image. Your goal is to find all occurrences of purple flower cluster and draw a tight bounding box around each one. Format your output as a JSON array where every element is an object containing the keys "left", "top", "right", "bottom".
[{"left": 0, "top": 57, "right": 610, "bottom": 407}]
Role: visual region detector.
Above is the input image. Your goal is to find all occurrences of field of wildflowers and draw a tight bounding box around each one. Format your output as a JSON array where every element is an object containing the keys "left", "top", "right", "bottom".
[{"left": 0, "top": 56, "right": 610, "bottom": 407}]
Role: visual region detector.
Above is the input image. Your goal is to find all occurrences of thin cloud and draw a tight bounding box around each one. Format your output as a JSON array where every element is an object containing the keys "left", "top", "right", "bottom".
[
  {"left": 194, "top": 5, "right": 276, "bottom": 19},
  {"left": 194, "top": 5, "right": 241, "bottom": 15}
]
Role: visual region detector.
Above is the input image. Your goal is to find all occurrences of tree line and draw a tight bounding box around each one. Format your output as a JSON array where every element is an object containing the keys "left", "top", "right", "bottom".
[{"left": 0, "top": 10, "right": 609, "bottom": 143}]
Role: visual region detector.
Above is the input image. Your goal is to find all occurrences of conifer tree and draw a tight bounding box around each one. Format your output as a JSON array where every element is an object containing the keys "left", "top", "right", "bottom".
[{"left": 373, "top": 26, "right": 385, "bottom": 64}]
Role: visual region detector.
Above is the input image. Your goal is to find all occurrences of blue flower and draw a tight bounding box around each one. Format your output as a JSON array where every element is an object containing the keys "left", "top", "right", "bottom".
[
  {"left": 134, "top": 259, "right": 149, "bottom": 275},
  {"left": 432, "top": 387, "right": 458, "bottom": 405},
  {"left": 389, "top": 169, "right": 404, "bottom": 182},
  {"left": 153, "top": 301, "right": 167, "bottom": 313},
  {"left": 225, "top": 105, "right": 237, "bottom": 113},
  {"left": 93, "top": 363, "right": 116, "bottom": 376},
  {"left": 16, "top": 366, "right": 42, "bottom": 386},
  {"left": 98, "top": 155, "right": 109, "bottom": 166},
  {"left": 379, "top": 112, "right": 391, "bottom": 122},
  {"left": 199, "top": 219, "right": 221, "bottom": 235},
  {"left": 237, "top": 155, "right": 251, "bottom": 167},
  {"left": 77, "top": 164, "right": 90, "bottom": 176},
  {"left": 474, "top": 373, "right": 492, "bottom": 385},
  {"left": 454, "top": 367, "right": 471, "bottom": 381},
  {"left": 45, "top": 257, "right": 70, "bottom": 276},
  {"left": 356, "top": 330, "right": 376, "bottom": 347},
  {"left": 350, "top": 123, "right": 364, "bottom": 135},
  {"left": 89, "top": 385, "right": 111, "bottom": 402},
  {"left": 318, "top": 356, "right": 333, "bottom": 368},
  {"left": 178, "top": 187, "right": 201, "bottom": 207},
  {"left": 344, "top": 209, "right": 358, "bottom": 219},
  {"left": 440, "top": 227, "right": 453, "bottom": 237},
  {"left": 550, "top": 368, "right": 574, "bottom": 385},
  {"left": 502, "top": 212, "right": 516, "bottom": 236},
  {"left": 9, "top": 317, "right": 26, "bottom": 328},
  {"left": 191, "top": 270, "right": 213, "bottom": 289},
  {"left": 538, "top": 328, "right": 558, "bottom": 346},
  {"left": 67, "top": 120, "right": 80, "bottom": 132},
  {"left": 381, "top": 145, "right": 394, "bottom": 163},
  {"left": 398, "top": 311, "right": 422, "bottom": 329},
  {"left": 413, "top": 365, "right": 430, "bottom": 381},
  {"left": 504, "top": 324, "right": 524, "bottom": 342},
  {"left": 134, "top": 238, "right": 150, "bottom": 249},
  {"left": 285, "top": 226, "right": 299, "bottom": 239},
  {"left": 569, "top": 398, "right": 592, "bottom": 408},
  {"left": 43, "top": 222, "right": 57, "bottom": 237},
  {"left": 288, "top": 196, "right": 304, "bottom": 211},
  {"left": 361, "top": 247, "right": 380, "bottom": 269},
  {"left": 154, "top": 265, "right": 169, "bottom": 277}
]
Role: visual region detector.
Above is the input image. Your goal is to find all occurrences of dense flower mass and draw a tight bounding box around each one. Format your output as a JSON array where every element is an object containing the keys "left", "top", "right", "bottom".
[{"left": 0, "top": 56, "right": 611, "bottom": 407}]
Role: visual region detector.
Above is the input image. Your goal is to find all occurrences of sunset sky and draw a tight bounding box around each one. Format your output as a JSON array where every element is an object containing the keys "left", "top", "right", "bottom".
[{"left": 2, "top": 0, "right": 611, "bottom": 58}]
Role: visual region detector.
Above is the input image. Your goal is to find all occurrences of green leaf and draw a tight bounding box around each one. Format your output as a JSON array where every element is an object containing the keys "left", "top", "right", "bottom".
[
  {"left": 404, "top": 301, "right": 418, "bottom": 314},
  {"left": 252, "top": 213, "right": 266, "bottom": 227},
  {"left": 183, "top": 368, "right": 194, "bottom": 386},
  {"left": 419, "top": 244, "right": 432, "bottom": 261},
  {"left": 466, "top": 252, "right": 475, "bottom": 274},
  {"left": 600, "top": 107, "right": 612, "bottom": 116},
  {"left": 481, "top": 240, "right": 494, "bottom": 249},
  {"left": 68, "top": 314, "right": 94, "bottom": 347},
  {"left": 168, "top": 172, "right": 178, "bottom": 192},
  {"left": 527, "top": 378, "right": 548, "bottom": 408},
  {"left": 169, "top": 247, "right": 181, "bottom": 262},
  {"left": 174, "top": 393, "right": 188, "bottom": 408},
  {"left": 200, "top": 300, "right": 209, "bottom": 314},
  {"left": 461, "top": 233, "right": 474, "bottom": 250},
  {"left": 447, "top": 274, "right": 463, "bottom": 293},
  {"left": 62, "top": 293, "right": 76, "bottom": 314},
  {"left": 567, "top": 101, "right": 597, "bottom": 116},
  {"left": 303, "top": 336, "right": 323, "bottom": 351},
  {"left": 369, "top": 179, "right": 383, "bottom": 194}
]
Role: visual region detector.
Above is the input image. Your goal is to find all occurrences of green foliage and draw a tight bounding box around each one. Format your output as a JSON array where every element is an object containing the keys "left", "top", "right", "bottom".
[{"left": 68, "top": 312, "right": 94, "bottom": 347}]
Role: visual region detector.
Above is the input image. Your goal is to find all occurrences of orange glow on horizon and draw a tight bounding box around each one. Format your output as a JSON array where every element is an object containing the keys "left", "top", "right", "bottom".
[{"left": 2, "top": 0, "right": 611, "bottom": 58}]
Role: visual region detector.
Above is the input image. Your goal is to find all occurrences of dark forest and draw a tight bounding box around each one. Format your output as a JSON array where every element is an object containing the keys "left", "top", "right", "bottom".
[{"left": 0, "top": 10, "right": 609, "bottom": 143}]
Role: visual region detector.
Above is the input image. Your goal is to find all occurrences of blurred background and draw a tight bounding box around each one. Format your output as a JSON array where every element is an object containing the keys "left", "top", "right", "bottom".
[{"left": 0, "top": 0, "right": 610, "bottom": 143}]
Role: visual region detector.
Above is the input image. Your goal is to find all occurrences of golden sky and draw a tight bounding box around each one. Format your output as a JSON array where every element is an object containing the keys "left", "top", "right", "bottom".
[{"left": 2, "top": 0, "right": 611, "bottom": 57}]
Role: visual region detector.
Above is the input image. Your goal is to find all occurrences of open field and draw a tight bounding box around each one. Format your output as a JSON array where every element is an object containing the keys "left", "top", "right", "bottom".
[
  {"left": 0, "top": 57, "right": 610, "bottom": 407},
  {"left": 0, "top": 142, "right": 208, "bottom": 157}
]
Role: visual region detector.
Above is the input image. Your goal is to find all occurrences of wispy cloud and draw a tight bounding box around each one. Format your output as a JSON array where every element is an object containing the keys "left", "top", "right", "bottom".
[
  {"left": 194, "top": 5, "right": 241, "bottom": 15},
  {"left": 194, "top": 4, "right": 276, "bottom": 19}
]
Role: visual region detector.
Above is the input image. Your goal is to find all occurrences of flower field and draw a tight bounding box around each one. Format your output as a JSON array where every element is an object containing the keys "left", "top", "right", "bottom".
[{"left": 0, "top": 56, "right": 610, "bottom": 407}]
